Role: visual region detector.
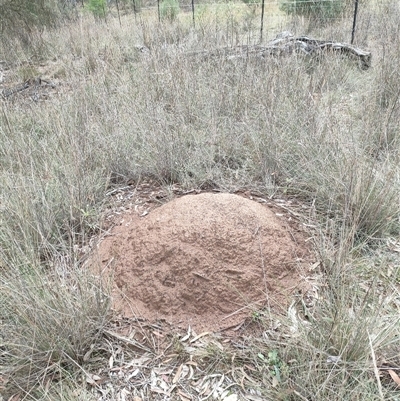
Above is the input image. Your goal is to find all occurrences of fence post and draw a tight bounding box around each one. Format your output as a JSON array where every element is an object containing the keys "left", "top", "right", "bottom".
[
  {"left": 132, "top": 0, "right": 137, "bottom": 19},
  {"left": 116, "top": 0, "right": 122, "bottom": 26},
  {"left": 351, "top": 0, "right": 359, "bottom": 44},
  {"left": 260, "top": 0, "right": 265, "bottom": 43},
  {"left": 192, "top": 0, "right": 195, "bottom": 28},
  {"left": 157, "top": 0, "right": 161, "bottom": 22},
  {"left": 102, "top": 1, "right": 107, "bottom": 23}
]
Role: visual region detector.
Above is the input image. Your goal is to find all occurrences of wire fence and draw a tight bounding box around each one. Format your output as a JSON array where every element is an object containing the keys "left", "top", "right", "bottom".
[{"left": 74, "top": 0, "right": 365, "bottom": 45}]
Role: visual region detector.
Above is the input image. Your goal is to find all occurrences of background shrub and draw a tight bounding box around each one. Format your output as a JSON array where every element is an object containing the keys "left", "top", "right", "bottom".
[
  {"left": 280, "top": 0, "right": 344, "bottom": 24},
  {"left": 160, "top": 0, "right": 180, "bottom": 22},
  {"left": 87, "top": 0, "right": 107, "bottom": 19}
]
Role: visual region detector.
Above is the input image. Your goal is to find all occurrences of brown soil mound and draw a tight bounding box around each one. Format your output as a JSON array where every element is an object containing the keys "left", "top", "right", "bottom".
[{"left": 96, "top": 193, "right": 313, "bottom": 332}]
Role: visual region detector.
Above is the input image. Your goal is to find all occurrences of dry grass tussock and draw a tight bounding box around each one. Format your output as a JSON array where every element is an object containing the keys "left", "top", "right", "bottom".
[{"left": 1, "top": 1, "right": 400, "bottom": 399}]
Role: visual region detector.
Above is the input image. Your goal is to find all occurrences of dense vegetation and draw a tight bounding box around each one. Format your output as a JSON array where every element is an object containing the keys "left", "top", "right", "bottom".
[{"left": 1, "top": 0, "right": 400, "bottom": 399}]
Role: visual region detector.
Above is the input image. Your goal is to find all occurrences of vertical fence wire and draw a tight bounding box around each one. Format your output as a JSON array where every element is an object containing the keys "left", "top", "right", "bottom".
[
  {"left": 132, "top": 0, "right": 137, "bottom": 19},
  {"left": 87, "top": 0, "right": 363, "bottom": 46},
  {"left": 351, "top": 0, "right": 359, "bottom": 44},
  {"left": 116, "top": 0, "right": 122, "bottom": 26},
  {"left": 260, "top": 0, "right": 265, "bottom": 43},
  {"left": 102, "top": 1, "right": 107, "bottom": 22},
  {"left": 192, "top": 0, "right": 195, "bottom": 27}
]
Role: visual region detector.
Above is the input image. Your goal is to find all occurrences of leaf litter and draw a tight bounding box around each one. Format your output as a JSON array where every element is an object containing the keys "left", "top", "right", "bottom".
[
  {"left": 82, "top": 314, "right": 297, "bottom": 401},
  {"left": 77, "top": 181, "right": 326, "bottom": 400}
]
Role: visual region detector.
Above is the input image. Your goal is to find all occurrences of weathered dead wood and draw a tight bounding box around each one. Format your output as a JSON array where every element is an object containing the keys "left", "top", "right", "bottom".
[
  {"left": 1, "top": 77, "right": 56, "bottom": 100},
  {"left": 187, "top": 31, "right": 371, "bottom": 69}
]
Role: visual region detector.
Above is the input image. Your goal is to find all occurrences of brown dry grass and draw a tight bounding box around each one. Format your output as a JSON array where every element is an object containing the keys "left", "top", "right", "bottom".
[{"left": 1, "top": 1, "right": 400, "bottom": 399}]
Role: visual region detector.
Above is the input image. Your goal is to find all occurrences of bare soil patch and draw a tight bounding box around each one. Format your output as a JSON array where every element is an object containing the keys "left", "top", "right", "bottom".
[{"left": 95, "top": 192, "right": 315, "bottom": 333}]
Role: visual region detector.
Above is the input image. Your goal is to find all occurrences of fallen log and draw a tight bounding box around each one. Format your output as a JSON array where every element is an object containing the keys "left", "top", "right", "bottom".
[
  {"left": 264, "top": 31, "right": 371, "bottom": 69},
  {"left": 187, "top": 31, "right": 371, "bottom": 70}
]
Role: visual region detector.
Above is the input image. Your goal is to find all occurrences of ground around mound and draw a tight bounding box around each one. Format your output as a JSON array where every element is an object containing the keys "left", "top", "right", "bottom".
[{"left": 94, "top": 188, "right": 316, "bottom": 333}]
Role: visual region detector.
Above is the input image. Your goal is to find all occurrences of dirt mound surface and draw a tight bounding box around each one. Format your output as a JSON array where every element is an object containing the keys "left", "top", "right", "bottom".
[{"left": 96, "top": 193, "right": 313, "bottom": 332}]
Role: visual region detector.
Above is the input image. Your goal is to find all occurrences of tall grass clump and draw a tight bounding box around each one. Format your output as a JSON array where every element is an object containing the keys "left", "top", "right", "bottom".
[
  {"left": 0, "top": 0, "right": 62, "bottom": 59},
  {"left": 281, "top": 267, "right": 400, "bottom": 399},
  {"left": 0, "top": 107, "right": 112, "bottom": 392},
  {"left": 0, "top": 258, "right": 110, "bottom": 396},
  {"left": 0, "top": 88, "right": 114, "bottom": 396},
  {"left": 1, "top": 2, "right": 400, "bottom": 397}
]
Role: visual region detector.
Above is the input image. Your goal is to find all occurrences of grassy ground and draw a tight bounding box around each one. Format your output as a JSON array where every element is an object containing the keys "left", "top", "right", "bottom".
[{"left": 1, "top": 1, "right": 400, "bottom": 399}]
